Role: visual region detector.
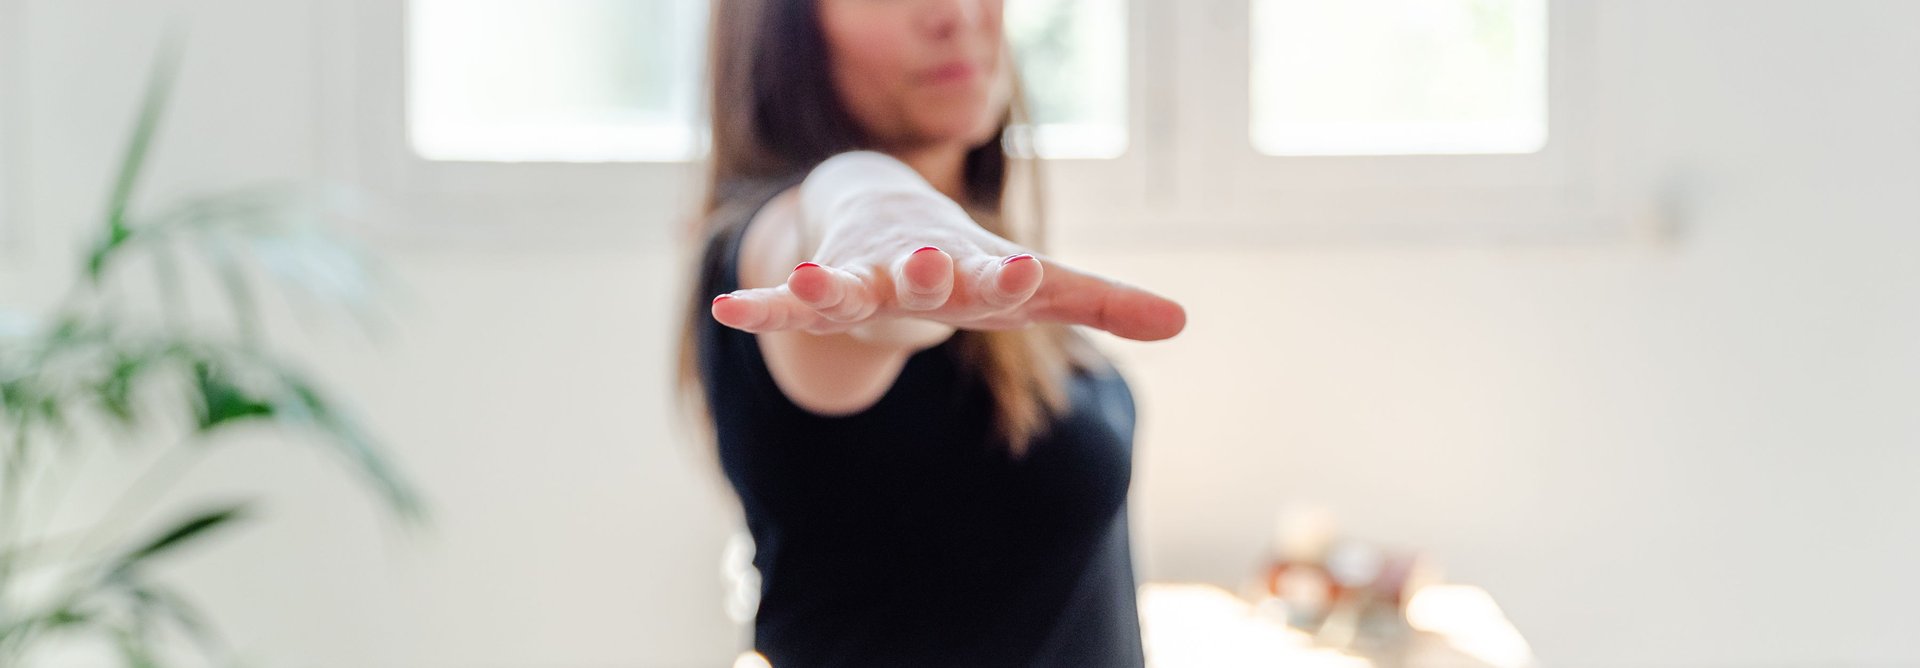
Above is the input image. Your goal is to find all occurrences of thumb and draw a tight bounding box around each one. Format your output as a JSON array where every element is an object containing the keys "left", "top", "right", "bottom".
[{"left": 1028, "top": 267, "right": 1187, "bottom": 341}]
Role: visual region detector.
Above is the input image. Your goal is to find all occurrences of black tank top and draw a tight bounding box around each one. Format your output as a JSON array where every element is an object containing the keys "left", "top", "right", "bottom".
[{"left": 693, "top": 178, "right": 1147, "bottom": 667}]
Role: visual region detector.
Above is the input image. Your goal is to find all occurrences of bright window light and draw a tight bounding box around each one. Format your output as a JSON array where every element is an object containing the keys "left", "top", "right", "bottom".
[
  {"left": 1005, "top": 0, "right": 1130, "bottom": 159},
  {"left": 406, "top": 0, "right": 1129, "bottom": 163},
  {"left": 406, "top": 0, "right": 705, "bottom": 162},
  {"left": 1250, "top": 0, "right": 1548, "bottom": 156}
]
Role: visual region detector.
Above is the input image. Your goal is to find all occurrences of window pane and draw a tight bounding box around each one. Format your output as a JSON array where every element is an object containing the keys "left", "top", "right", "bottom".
[
  {"left": 407, "top": 0, "right": 1128, "bottom": 163},
  {"left": 408, "top": 0, "right": 704, "bottom": 162},
  {"left": 1006, "top": 0, "right": 1129, "bottom": 159},
  {"left": 1250, "top": 0, "right": 1547, "bottom": 156}
]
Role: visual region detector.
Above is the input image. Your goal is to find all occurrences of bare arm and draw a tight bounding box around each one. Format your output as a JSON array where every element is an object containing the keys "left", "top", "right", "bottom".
[{"left": 731, "top": 180, "right": 931, "bottom": 417}]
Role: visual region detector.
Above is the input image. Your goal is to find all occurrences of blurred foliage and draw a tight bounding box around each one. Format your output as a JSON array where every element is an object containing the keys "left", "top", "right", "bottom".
[{"left": 0, "top": 29, "right": 427, "bottom": 668}]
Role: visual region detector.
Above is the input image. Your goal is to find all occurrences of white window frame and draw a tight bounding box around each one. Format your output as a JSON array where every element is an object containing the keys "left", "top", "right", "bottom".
[
  {"left": 1047, "top": 0, "right": 1635, "bottom": 246},
  {"left": 320, "top": 0, "right": 1632, "bottom": 250},
  {"left": 318, "top": 0, "right": 707, "bottom": 249},
  {"left": 1016, "top": 0, "right": 1159, "bottom": 242},
  {"left": 318, "top": 0, "right": 1156, "bottom": 249}
]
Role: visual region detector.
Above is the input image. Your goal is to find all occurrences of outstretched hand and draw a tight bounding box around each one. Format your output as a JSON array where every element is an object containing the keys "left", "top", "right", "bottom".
[{"left": 711, "top": 193, "right": 1185, "bottom": 342}]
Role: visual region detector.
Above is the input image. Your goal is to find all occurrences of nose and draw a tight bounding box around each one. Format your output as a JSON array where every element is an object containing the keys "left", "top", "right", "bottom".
[{"left": 919, "top": 0, "right": 986, "bottom": 39}]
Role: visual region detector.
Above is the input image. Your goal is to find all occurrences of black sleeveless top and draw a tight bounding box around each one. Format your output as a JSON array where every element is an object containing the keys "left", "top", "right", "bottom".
[{"left": 693, "top": 178, "right": 1147, "bottom": 667}]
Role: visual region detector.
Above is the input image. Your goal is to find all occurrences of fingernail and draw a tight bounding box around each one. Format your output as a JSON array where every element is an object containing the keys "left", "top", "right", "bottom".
[
  {"left": 1001, "top": 254, "right": 1035, "bottom": 266},
  {"left": 913, "top": 246, "right": 941, "bottom": 255},
  {"left": 712, "top": 293, "right": 735, "bottom": 305},
  {"left": 793, "top": 261, "right": 820, "bottom": 272}
]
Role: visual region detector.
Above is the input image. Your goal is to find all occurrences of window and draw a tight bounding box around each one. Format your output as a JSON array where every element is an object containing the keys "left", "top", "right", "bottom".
[
  {"left": 1005, "top": 0, "right": 1129, "bottom": 159},
  {"left": 404, "top": 0, "right": 1130, "bottom": 163},
  {"left": 338, "top": 0, "right": 1616, "bottom": 244},
  {"left": 406, "top": 0, "right": 706, "bottom": 162},
  {"left": 1249, "top": 0, "right": 1548, "bottom": 156}
]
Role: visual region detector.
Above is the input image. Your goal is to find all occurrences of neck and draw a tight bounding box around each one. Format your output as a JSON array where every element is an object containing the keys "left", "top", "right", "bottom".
[{"left": 889, "top": 143, "right": 972, "bottom": 205}]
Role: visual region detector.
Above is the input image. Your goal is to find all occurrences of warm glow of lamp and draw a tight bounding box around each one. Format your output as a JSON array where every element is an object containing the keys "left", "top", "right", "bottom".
[{"left": 732, "top": 650, "right": 772, "bottom": 668}]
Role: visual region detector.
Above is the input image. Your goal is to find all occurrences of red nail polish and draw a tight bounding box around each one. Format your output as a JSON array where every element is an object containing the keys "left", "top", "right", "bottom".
[
  {"left": 793, "top": 261, "right": 820, "bottom": 272},
  {"left": 913, "top": 246, "right": 941, "bottom": 255},
  {"left": 712, "top": 294, "right": 735, "bottom": 305},
  {"left": 1001, "top": 254, "right": 1035, "bottom": 266}
]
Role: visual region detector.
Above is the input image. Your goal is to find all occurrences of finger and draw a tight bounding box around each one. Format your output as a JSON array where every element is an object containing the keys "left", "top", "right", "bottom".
[
  {"left": 710, "top": 286, "right": 832, "bottom": 333},
  {"left": 1028, "top": 269, "right": 1187, "bottom": 341},
  {"left": 787, "top": 262, "right": 876, "bottom": 322},
  {"left": 957, "top": 312, "right": 1034, "bottom": 331},
  {"left": 975, "top": 253, "right": 1043, "bottom": 309},
  {"left": 893, "top": 246, "right": 954, "bottom": 311}
]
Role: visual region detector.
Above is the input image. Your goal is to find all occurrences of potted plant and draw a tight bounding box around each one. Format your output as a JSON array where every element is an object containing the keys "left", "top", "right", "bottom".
[{"left": 0, "top": 31, "right": 428, "bottom": 667}]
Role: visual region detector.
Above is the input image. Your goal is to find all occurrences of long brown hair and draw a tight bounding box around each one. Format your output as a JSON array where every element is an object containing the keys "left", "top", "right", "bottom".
[{"left": 672, "top": 0, "right": 1108, "bottom": 459}]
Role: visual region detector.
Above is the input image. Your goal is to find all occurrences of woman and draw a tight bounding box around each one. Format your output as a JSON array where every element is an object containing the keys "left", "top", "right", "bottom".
[{"left": 675, "top": 0, "right": 1187, "bottom": 664}]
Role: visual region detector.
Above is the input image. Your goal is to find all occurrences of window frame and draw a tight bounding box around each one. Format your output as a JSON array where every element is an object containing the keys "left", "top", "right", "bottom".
[
  {"left": 320, "top": 0, "right": 1157, "bottom": 248},
  {"left": 1013, "top": 0, "right": 1159, "bottom": 243},
  {"left": 404, "top": 0, "right": 710, "bottom": 164},
  {"left": 320, "top": 0, "right": 703, "bottom": 248},
  {"left": 322, "top": 0, "right": 1633, "bottom": 249},
  {"left": 1069, "top": 0, "right": 1631, "bottom": 246}
]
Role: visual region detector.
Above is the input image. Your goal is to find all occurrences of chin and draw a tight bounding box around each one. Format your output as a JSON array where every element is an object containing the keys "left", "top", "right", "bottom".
[{"left": 914, "top": 112, "right": 1003, "bottom": 148}]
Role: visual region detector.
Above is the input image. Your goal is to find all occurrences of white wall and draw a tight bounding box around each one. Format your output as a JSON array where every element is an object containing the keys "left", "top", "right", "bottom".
[{"left": 5, "top": 1, "right": 1917, "bottom": 667}]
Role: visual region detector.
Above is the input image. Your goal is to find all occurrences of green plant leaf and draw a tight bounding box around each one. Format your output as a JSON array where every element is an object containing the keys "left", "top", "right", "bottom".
[
  {"left": 12, "top": 383, "right": 75, "bottom": 454},
  {"left": 92, "top": 29, "right": 184, "bottom": 285},
  {"left": 42, "top": 606, "right": 95, "bottom": 629},
  {"left": 273, "top": 372, "right": 426, "bottom": 523},
  {"left": 0, "top": 375, "right": 23, "bottom": 417},
  {"left": 191, "top": 360, "right": 275, "bottom": 432},
  {"left": 85, "top": 224, "right": 137, "bottom": 284},
  {"left": 5, "top": 23, "right": 429, "bottom": 668},
  {"left": 97, "top": 352, "right": 147, "bottom": 428},
  {"left": 0, "top": 603, "right": 99, "bottom": 657},
  {"left": 108, "top": 502, "right": 251, "bottom": 580},
  {"left": 111, "top": 624, "right": 163, "bottom": 668}
]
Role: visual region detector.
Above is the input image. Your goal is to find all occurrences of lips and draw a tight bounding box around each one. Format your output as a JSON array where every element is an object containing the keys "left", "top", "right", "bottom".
[{"left": 921, "top": 60, "right": 979, "bottom": 84}]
